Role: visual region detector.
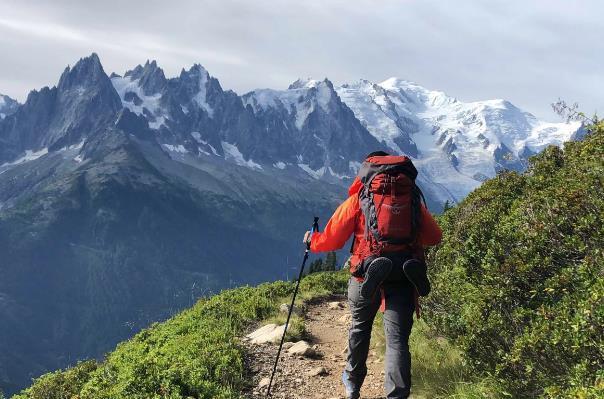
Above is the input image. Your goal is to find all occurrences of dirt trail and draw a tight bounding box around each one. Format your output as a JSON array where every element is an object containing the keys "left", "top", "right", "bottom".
[{"left": 243, "top": 295, "right": 385, "bottom": 399}]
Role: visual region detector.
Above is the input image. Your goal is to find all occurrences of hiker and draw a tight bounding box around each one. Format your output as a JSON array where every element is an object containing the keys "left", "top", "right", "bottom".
[{"left": 303, "top": 151, "right": 442, "bottom": 399}]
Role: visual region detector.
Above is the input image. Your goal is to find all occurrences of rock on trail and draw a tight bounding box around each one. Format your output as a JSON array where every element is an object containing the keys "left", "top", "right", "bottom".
[
  {"left": 245, "top": 323, "right": 287, "bottom": 344},
  {"left": 242, "top": 296, "right": 385, "bottom": 399}
]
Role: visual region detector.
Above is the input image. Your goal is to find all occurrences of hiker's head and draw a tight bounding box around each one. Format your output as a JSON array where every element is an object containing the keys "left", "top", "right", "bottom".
[{"left": 365, "top": 151, "right": 390, "bottom": 159}]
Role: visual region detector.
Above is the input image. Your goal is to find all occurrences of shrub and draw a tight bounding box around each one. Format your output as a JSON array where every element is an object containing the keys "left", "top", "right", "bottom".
[{"left": 425, "top": 123, "right": 604, "bottom": 397}]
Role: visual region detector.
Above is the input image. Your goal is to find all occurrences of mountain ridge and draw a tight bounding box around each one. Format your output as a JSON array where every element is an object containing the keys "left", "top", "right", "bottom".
[{"left": 1, "top": 53, "right": 582, "bottom": 207}]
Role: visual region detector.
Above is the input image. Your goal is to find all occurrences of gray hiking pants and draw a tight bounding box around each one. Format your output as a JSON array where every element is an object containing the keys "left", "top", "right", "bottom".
[{"left": 344, "top": 277, "right": 415, "bottom": 399}]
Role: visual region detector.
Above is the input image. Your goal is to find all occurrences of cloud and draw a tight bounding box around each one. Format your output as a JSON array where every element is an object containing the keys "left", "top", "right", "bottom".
[{"left": 0, "top": 0, "right": 601, "bottom": 119}]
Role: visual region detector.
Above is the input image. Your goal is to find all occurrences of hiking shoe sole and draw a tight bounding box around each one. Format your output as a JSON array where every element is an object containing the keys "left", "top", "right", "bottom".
[
  {"left": 403, "top": 258, "right": 431, "bottom": 297},
  {"left": 360, "top": 257, "right": 393, "bottom": 300}
]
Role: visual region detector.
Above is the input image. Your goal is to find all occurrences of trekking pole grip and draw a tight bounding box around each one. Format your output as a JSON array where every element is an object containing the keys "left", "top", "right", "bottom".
[{"left": 307, "top": 217, "right": 320, "bottom": 250}]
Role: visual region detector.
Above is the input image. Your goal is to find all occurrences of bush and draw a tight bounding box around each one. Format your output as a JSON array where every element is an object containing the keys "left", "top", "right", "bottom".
[
  {"left": 425, "top": 122, "right": 604, "bottom": 397},
  {"left": 12, "top": 361, "right": 98, "bottom": 399}
]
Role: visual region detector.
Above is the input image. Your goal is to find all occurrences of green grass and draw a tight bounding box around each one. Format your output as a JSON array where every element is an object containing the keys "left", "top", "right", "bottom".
[
  {"left": 371, "top": 315, "right": 502, "bottom": 399},
  {"left": 14, "top": 266, "right": 498, "bottom": 399}
]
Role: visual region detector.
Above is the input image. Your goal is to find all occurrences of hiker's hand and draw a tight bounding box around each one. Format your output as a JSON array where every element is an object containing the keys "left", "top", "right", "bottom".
[{"left": 303, "top": 231, "right": 312, "bottom": 245}]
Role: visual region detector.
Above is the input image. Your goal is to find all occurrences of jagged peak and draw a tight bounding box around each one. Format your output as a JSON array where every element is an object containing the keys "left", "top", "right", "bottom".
[
  {"left": 179, "top": 63, "right": 209, "bottom": 79},
  {"left": 64, "top": 53, "right": 103, "bottom": 74},
  {"left": 120, "top": 60, "right": 167, "bottom": 96},
  {"left": 0, "top": 93, "right": 19, "bottom": 106},
  {"left": 124, "top": 60, "right": 164, "bottom": 80},
  {"left": 0, "top": 93, "right": 20, "bottom": 119},
  {"left": 58, "top": 53, "right": 108, "bottom": 90}
]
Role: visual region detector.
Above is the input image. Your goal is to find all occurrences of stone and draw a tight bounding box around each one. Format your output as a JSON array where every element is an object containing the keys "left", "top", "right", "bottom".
[
  {"left": 287, "top": 340, "right": 316, "bottom": 357},
  {"left": 328, "top": 301, "right": 344, "bottom": 309},
  {"left": 245, "top": 324, "right": 286, "bottom": 344},
  {"left": 307, "top": 366, "right": 328, "bottom": 377},
  {"left": 282, "top": 341, "right": 295, "bottom": 350},
  {"left": 258, "top": 377, "right": 270, "bottom": 389}
]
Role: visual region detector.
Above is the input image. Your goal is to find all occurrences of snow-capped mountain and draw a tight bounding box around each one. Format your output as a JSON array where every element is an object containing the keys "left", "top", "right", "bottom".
[
  {"left": 0, "top": 54, "right": 582, "bottom": 209},
  {"left": 336, "top": 78, "right": 582, "bottom": 202}
]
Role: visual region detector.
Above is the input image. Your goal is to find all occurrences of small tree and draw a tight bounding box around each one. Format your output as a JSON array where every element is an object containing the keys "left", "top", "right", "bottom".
[
  {"left": 324, "top": 251, "right": 337, "bottom": 271},
  {"left": 308, "top": 258, "right": 323, "bottom": 274}
]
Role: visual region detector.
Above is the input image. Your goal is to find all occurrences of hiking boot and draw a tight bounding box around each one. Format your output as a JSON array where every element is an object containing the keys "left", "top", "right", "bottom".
[
  {"left": 402, "top": 258, "right": 431, "bottom": 297},
  {"left": 342, "top": 370, "right": 361, "bottom": 399},
  {"left": 360, "top": 257, "right": 392, "bottom": 300}
]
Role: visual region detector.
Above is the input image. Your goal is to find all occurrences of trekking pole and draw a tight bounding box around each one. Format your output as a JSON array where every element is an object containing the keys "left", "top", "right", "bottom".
[{"left": 266, "top": 216, "right": 319, "bottom": 397}]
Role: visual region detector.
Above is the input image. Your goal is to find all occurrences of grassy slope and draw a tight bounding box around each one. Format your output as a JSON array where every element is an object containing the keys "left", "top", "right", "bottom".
[
  {"left": 12, "top": 267, "right": 491, "bottom": 399},
  {"left": 11, "top": 272, "right": 349, "bottom": 399}
]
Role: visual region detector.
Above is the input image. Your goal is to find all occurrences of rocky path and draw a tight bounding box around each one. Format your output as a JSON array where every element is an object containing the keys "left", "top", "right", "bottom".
[{"left": 243, "top": 295, "right": 385, "bottom": 399}]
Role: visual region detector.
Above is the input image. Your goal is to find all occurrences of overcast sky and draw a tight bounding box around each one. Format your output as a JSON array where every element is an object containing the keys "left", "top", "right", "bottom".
[{"left": 0, "top": 0, "right": 601, "bottom": 119}]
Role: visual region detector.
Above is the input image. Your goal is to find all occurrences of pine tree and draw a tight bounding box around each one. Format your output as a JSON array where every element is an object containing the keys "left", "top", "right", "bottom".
[
  {"left": 324, "top": 251, "right": 337, "bottom": 271},
  {"left": 308, "top": 258, "right": 323, "bottom": 274}
]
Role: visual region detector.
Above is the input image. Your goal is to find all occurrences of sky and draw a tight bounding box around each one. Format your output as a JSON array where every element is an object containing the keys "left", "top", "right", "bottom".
[{"left": 0, "top": 0, "right": 601, "bottom": 119}]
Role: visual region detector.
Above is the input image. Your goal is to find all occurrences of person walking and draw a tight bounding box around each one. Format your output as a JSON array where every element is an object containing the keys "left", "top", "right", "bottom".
[{"left": 303, "top": 151, "right": 442, "bottom": 399}]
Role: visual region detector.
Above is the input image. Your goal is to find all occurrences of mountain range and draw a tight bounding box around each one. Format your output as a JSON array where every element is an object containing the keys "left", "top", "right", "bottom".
[{"left": 0, "top": 53, "right": 582, "bottom": 395}]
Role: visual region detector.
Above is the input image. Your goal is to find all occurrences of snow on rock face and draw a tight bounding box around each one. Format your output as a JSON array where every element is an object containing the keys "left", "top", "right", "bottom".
[
  {"left": 0, "top": 94, "right": 20, "bottom": 119},
  {"left": 298, "top": 163, "right": 326, "bottom": 179},
  {"left": 242, "top": 78, "right": 335, "bottom": 130},
  {"left": 336, "top": 80, "right": 413, "bottom": 154},
  {"left": 0, "top": 148, "right": 49, "bottom": 168},
  {"left": 111, "top": 75, "right": 167, "bottom": 130},
  {"left": 110, "top": 62, "right": 216, "bottom": 132},
  {"left": 221, "top": 141, "right": 263, "bottom": 170},
  {"left": 190, "top": 64, "right": 214, "bottom": 117},
  {"left": 162, "top": 144, "right": 188, "bottom": 154}
]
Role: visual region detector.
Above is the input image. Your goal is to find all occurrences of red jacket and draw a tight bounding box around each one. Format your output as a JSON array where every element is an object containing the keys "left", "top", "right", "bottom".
[{"left": 311, "top": 176, "right": 442, "bottom": 268}]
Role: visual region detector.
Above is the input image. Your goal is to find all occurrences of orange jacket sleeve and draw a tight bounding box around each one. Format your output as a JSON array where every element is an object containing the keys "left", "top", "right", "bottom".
[
  {"left": 417, "top": 205, "right": 442, "bottom": 246},
  {"left": 310, "top": 195, "right": 359, "bottom": 253}
]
